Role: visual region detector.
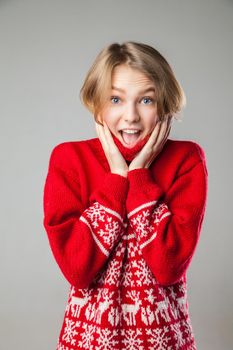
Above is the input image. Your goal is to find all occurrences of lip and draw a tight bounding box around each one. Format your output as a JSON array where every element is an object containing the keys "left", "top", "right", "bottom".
[
  {"left": 119, "top": 130, "right": 143, "bottom": 148},
  {"left": 120, "top": 129, "right": 141, "bottom": 132}
]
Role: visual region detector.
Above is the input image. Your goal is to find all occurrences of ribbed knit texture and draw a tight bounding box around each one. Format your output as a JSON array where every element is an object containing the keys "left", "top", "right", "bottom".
[
  {"left": 111, "top": 132, "right": 151, "bottom": 161},
  {"left": 43, "top": 135, "right": 208, "bottom": 350}
]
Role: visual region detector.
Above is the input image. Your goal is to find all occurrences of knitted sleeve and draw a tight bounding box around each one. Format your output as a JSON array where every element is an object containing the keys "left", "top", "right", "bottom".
[
  {"left": 126, "top": 143, "right": 208, "bottom": 286},
  {"left": 43, "top": 143, "right": 129, "bottom": 288}
]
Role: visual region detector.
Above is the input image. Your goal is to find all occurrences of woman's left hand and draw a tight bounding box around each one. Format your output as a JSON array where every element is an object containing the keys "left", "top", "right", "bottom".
[{"left": 129, "top": 115, "right": 173, "bottom": 171}]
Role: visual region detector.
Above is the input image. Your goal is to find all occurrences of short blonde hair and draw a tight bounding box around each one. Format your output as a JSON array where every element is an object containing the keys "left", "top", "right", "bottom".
[{"left": 80, "top": 41, "right": 186, "bottom": 122}]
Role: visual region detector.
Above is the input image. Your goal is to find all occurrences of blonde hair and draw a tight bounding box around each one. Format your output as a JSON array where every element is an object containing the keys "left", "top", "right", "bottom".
[{"left": 80, "top": 41, "right": 186, "bottom": 122}]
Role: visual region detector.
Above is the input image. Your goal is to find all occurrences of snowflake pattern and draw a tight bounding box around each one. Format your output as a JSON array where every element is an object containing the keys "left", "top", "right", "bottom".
[
  {"left": 85, "top": 202, "right": 106, "bottom": 228},
  {"left": 131, "top": 209, "right": 151, "bottom": 239},
  {"left": 146, "top": 326, "right": 172, "bottom": 350},
  {"left": 98, "top": 217, "right": 122, "bottom": 247},
  {"left": 81, "top": 201, "right": 124, "bottom": 252},
  {"left": 129, "top": 201, "right": 171, "bottom": 246},
  {"left": 96, "top": 328, "right": 119, "bottom": 349},
  {"left": 171, "top": 322, "right": 186, "bottom": 349},
  {"left": 78, "top": 323, "right": 96, "bottom": 349},
  {"left": 132, "top": 259, "right": 156, "bottom": 286},
  {"left": 61, "top": 318, "right": 78, "bottom": 345},
  {"left": 121, "top": 329, "right": 144, "bottom": 350},
  {"left": 103, "top": 259, "right": 122, "bottom": 286}
]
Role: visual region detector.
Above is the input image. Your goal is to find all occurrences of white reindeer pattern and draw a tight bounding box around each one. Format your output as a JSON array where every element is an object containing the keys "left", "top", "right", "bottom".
[
  {"left": 121, "top": 290, "right": 142, "bottom": 326},
  {"left": 67, "top": 289, "right": 92, "bottom": 318},
  {"left": 154, "top": 295, "right": 171, "bottom": 324},
  {"left": 94, "top": 288, "right": 114, "bottom": 324}
]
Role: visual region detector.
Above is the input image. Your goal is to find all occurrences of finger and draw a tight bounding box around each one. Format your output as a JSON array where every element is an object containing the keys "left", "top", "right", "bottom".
[
  {"left": 165, "top": 122, "right": 172, "bottom": 139},
  {"left": 163, "top": 115, "right": 172, "bottom": 136},
  {"left": 103, "top": 121, "right": 112, "bottom": 137},
  {"left": 95, "top": 122, "right": 100, "bottom": 137},
  {"left": 144, "top": 117, "right": 172, "bottom": 168},
  {"left": 152, "top": 119, "right": 167, "bottom": 148},
  {"left": 96, "top": 122, "right": 109, "bottom": 151},
  {"left": 145, "top": 120, "right": 162, "bottom": 148},
  {"left": 146, "top": 115, "right": 171, "bottom": 149},
  {"left": 159, "top": 125, "right": 171, "bottom": 150},
  {"left": 154, "top": 115, "right": 171, "bottom": 146},
  {"left": 164, "top": 115, "right": 172, "bottom": 138},
  {"left": 102, "top": 121, "right": 117, "bottom": 149},
  {"left": 95, "top": 113, "right": 103, "bottom": 125}
]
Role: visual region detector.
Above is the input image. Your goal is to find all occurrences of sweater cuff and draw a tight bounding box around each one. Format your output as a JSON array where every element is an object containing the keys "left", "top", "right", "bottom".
[
  {"left": 126, "top": 168, "right": 164, "bottom": 214},
  {"left": 89, "top": 172, "right": 129, "bottom": 218}
]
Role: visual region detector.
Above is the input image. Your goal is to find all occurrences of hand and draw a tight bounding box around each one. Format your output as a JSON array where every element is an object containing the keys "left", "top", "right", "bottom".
[
  {"left": 129, "top": 115, "right": 173, "bottom": 171},
  {"left": 95, "top": 120, "right": 129, "bottom": 177}
]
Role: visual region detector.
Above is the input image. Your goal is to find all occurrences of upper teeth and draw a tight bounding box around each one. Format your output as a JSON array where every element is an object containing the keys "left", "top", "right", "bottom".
[{"left": 122, "top": 130, "right": 140, "bottom": 134}]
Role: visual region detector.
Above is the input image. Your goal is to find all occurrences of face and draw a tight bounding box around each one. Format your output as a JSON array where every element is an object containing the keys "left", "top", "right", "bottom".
[{"left": 99, "top": 64, "right": 159, "bottom": 148}]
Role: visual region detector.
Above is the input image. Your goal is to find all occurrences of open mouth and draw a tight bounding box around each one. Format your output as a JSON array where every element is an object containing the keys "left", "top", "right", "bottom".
[{"left": 119, "top": 130, "right": 142, "bottom": 148}]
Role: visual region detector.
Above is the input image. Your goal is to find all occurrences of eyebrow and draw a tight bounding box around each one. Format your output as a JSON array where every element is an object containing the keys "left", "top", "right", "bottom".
[{"left": 111, "top": 86, "right": 156, "bottom": 94}]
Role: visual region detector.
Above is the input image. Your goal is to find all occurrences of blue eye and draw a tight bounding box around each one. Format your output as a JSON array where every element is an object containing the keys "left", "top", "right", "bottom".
[
  {"left": 142, "top": 97, "right": 153, "bottom": 104},
  {"left": 111, "top": 96, "right": 120, "bottom": 104}
]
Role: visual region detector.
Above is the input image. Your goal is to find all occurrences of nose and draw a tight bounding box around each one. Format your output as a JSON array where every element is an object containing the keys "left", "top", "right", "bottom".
[{"left": 123, "top": 102, "right": 140, "bottom": 123}]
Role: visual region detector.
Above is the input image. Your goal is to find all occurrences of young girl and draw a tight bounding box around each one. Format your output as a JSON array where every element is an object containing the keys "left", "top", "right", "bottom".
[{"left": 43, "top": 41, "right": 208, "bottom": 350}]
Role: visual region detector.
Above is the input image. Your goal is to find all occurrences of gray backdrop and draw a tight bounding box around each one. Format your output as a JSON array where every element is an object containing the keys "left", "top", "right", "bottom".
[{"left": 0, "top": 0, "right": 232, "bottom": 349}]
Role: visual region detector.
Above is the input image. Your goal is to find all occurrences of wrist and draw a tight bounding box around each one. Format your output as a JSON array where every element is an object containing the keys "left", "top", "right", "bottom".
[
  {"left": 111, "top": 171, "right": 128, "bottom": 178},
  {"left": 129, "top": 166, "right": 144, "bottom": 171}
]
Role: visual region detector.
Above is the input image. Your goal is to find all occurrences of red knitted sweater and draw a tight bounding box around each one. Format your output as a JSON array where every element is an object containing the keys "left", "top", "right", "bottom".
[{"left": 43, "top": 135, "right": 208, "bottom": 350}]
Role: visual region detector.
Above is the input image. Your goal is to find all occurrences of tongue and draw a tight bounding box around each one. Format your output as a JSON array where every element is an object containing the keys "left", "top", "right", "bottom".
[{"left": 122, "top": 132, "right": 140, "bottom": 146}]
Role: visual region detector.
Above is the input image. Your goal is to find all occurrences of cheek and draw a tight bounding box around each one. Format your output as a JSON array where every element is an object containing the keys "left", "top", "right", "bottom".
[
  {"left": 144, "top": 110, "right": 159, "bottom": 129},
  {"left": 101, "top": 108, "right": 120, "bottom": 127}
]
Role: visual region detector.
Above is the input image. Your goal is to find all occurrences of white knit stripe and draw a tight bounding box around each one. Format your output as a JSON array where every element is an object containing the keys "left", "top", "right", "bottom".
[
  {"left": 160, "top": 211, "right": 172, "bottom": 221},
  {"left": 99, "top": 203, "right": 124, "bottom": 223},
  {"left": 80, "top": 216, "right": 109, "bottom": 257},
  {"left": 140, "top": 211, "right": 172, "bottom": 249},
  {"left": 140, "top": 231, "right": 158, "bottom": 249},
  {"left": 127, "top": 200, "right": 158, "bottom": 219}
]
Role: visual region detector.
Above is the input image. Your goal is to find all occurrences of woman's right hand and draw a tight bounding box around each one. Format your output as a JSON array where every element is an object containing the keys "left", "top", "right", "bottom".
[{"left": 95, "top": 121, "right": 129, "bottom": 178}]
